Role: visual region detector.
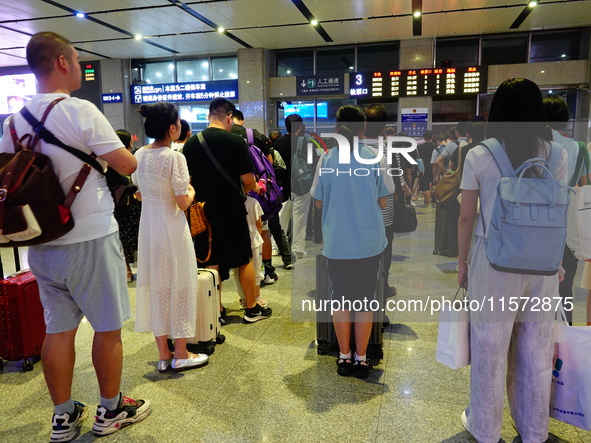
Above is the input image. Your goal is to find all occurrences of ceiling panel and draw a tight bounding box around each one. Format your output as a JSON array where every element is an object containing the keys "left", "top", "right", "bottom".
[
  {"left": 8, "top": 16, "right": 129, "bottom": 42},
  {"left": 354, "top": 19, "right": 382, "bottom": 42},
  {"left": 305, "top": 0, "right": 344, "bottom": 21},
  {"left": 476, "top": 8, "right": 515, "bottom": 33},
  {"left": 76, "top": 38, "right": 171, "bottom": 59},
  {"left": 92, "top": 8, "right": 213, "bottom": 35},
  {"left": 526, "top": 2, "right": 591, "bottom": 29},
  {"left": 237, "top": 0, "right": 294, "bottom": 26},
  {"left": 437, "top": 10, "right": 462, "bottom": 35},
  {"left": 424, "top": 0, "right": 445, "bottom": 14},
  {"left": 376, "top": 17, "right": 410, "bottom": 40},
  {"left": 456, "top": 9, "right": 484, "bottom": 34},
  {"left": 0, "top": 2, "right": 67, "bottom": 21},
  {"left": 442, "top": 0, "right": 466, "bottom": 10},
  {"left": 320, "top": 22, "right": 353, "bottom": 43},
  {"left": 154, "top": 33, "right": 244, "bottom": 55},
  {"left": 422, "top": 14, "right": 443, "bottom": 37}
]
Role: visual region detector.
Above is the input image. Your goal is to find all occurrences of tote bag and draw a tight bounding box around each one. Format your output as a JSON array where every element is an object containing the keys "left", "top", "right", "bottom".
[
  {"left": 436, "top": 288, "right": 470, "bottom": 369},
  {"left": 566, "top": 141, "right": 591, "bottom": 260},
  {"left": 550, "top": 308, "right": 591, "bottom": 430}
]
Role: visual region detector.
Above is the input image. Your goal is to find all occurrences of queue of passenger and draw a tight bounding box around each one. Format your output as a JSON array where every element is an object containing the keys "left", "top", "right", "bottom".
[{"left": 2, "top": 30, "right": 590, "bottom": 443}]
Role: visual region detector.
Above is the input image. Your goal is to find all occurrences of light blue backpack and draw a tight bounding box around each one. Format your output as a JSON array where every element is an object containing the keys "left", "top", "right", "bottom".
[{"left": 481, "top": 138, "right": 570, "bottom": 275}]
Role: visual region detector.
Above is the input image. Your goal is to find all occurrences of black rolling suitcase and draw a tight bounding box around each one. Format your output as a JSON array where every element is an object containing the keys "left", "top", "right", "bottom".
[
  {"left": 315, "top": 252, "right": 384, "bottom": 363},
  {"left": 433, "top": 203, "right": 459, "bottom": 257}
]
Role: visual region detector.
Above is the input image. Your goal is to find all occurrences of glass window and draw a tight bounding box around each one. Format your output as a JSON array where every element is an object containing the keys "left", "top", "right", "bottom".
[
  {"left": 436, "top": 38, "right": 479, "bottom": 67},
  {"left": 316, "top": 47, "right": 355, "bottom": 74},
  {"left": 212, "top": 57, "right": 238, "bottom": 81},
  {"left": 276, "top": 50, "right": 314, "bottom": 77},
  {"left": 179, "top": 104, "right": 210, "bottom": 132},
  {"left": 530, "top": 30, "right": 581, "bottom": 63},
  {"left": 481, "top": 35, "right": 527, "bottom": 65},
  {"left": 177, "top": 59, "right": 210, "bottom": 82},
  {"left": 277, "top": 100, "right": 315, "bottom": 132},
  {"left": 144, "top": 61, "right": 175, "bottom": 84},
  {"left": 357, "top": 43, "right": 400, "bottom": 71},
  {"left": 432, "top": 98, "right": 476, "bottom": 123}
]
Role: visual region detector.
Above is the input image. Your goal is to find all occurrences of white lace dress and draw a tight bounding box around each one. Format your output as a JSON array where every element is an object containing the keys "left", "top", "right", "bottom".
[{"left": 132, "top": 146, "right": 197, "bottom": 338}]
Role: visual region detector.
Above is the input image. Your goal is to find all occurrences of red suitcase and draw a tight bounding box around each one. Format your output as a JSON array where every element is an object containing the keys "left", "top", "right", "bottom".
[{"left": 0, "top": 249, "right": 45, "bottom": 372}]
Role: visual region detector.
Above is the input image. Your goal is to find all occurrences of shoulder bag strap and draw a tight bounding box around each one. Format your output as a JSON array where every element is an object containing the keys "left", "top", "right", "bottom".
[
  {"left": 481, "top": 138, "right": 515, "bottom": 178},
  {"left": 245, "top": 127, "right": 254, "bottom": 145},
  {"left": 197, "top": 131, "right": 245, "bottom": 198},
  {"left": 19, "top": 101, "right": 104, "bottom": 175}
]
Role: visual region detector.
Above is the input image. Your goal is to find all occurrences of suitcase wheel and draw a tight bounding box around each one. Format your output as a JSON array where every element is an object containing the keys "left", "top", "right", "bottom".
[
  {"left": 317, "top": 342, "right": 330, "bottom": 355},
  {"left": 216, "top": 334, "right": 226, "bottom": 344},
  {"left": 22, "top": 359, "right": 34, "bottom": 372}
]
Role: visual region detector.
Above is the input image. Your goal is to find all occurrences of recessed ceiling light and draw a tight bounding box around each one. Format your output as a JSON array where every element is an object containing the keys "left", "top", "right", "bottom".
[
  {"left": 286, "top": 70, "right": 291, "bottom": 74},
  {"left": 134, "top": 35, "right": 142, "bottom": 40},
  {"left": 217, "top": 27, "right": 225, "bottom": 33},
  {"left": 349, "top": 66, "right": 354, "bottom": 70},
  {"left": 561, "top": 53, "right": 567, "bottom": 58},
  {"left": 528, "top": 1, "right": 538, "bottom": 7},
  {"left": 541, "top": 70, "right": 545, "bottom": 73},
  {"left": 219, "top": 69, "right": 223, "bottom": 72},
  {"left": 310, "top": 19, "right": 318, "bottom": 26},
  {"left": 75, "top": 12, "right": 85, "bottom": 18},
  {"left": 413, "top": 11, "right": 421, "bottom": 18}
]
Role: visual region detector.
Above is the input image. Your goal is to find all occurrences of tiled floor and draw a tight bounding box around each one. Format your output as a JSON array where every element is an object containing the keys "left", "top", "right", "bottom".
[{"left": 1, "top": 204, "right": 590, "bottom": 442}]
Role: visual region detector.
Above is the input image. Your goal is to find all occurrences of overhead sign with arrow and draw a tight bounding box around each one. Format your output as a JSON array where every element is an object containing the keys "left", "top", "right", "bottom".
[
  {"left": 102, "top": 93, "right": 123, "bottom": 103},
  {"left": 296, "top": 74, "right": 344, "bottom": 96}
]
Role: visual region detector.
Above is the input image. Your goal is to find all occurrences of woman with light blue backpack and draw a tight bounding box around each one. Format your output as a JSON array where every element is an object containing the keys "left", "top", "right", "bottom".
[{"left": 457, "top": 78, "right": 569, "bottom": 443}]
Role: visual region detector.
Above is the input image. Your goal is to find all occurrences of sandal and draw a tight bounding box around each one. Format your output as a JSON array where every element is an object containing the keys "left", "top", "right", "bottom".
[
  {"left": 127, "top": 272, "right": 134, "bottom": 283},
  {"left": 336, "top": 357, "right": 353, "bottom": 377},
  {"left": 353, "top": 360, "right": 370, "bottom": 379}
]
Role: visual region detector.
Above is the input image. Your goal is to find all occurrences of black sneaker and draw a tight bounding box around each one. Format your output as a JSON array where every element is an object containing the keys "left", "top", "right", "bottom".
[
  {"left": 92, "top": 396, "right": 151, "bottom": 436},
  {"left": 353, "top": 360, "right": 370, "bottom": 379},
  {"left": 50, "top": 401, "right": 88, "bottom": 442},
  {"left": 336, "top": 358, "right": 353, "bottom": 377},
  {"left": 243, "top": 304, "right": 272, "bottom": 323}
]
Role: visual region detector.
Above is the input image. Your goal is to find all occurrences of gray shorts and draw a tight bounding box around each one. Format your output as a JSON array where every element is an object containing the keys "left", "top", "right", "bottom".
[{"left": 28, "top": 232, "right": 131, "bottom": 334}]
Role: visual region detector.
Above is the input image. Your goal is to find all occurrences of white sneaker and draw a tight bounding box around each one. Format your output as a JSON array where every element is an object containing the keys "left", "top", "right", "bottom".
[
  {"left": 50, "top": 401, "right": 87, "bottom": 442},
  {"left": 263, "top": 275, "right": 275, "bottom": 285}
]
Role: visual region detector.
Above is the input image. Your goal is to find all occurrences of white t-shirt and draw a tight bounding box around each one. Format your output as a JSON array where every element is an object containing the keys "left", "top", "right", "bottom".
[
  {"left": 170, "top": 141, "right": 185, "bottom": 152},
  {"left": 0, "top": 93, "right": 124, "bottom": 245},
  {"left": 460, "top": 138, "right": 568, "bottom": 238},
  {"left": 245, "top": 195, "right": 264, "bottom": 249}
]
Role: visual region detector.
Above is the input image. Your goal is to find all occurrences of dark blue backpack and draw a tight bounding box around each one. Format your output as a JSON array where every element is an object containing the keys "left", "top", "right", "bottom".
[{"left": 245, "top": 128, "right": 283, "bottom": 221}]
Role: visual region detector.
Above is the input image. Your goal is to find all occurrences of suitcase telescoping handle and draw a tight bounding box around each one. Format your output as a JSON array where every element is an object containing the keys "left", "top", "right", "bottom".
[{"left": 0, "top": 246, "right": 21, "bottom": 279}]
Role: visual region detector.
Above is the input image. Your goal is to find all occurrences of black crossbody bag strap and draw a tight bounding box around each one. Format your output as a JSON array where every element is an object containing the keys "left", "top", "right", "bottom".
[
  {"left": 19, "top": 103, "right": 104, "bottom": 176},
  {"left": 197, "top": 132, "right": 245, "bottom": 198}
]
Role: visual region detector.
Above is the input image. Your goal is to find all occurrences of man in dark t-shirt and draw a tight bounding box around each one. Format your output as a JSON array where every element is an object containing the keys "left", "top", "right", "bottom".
[
  {"left": 417, "top": 130, "right": 438, "bottom": 207},
  {"left": 183, "top": 98, "right": 272, "bottom": 323}
]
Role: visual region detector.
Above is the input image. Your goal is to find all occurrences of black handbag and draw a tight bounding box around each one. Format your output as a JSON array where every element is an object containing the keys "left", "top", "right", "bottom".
[
  {"left": 392, "top": 197, "right": 417, "bottom": 233},
  {"left": 391, "top": 153, "right": 417, "bottom": 233}
]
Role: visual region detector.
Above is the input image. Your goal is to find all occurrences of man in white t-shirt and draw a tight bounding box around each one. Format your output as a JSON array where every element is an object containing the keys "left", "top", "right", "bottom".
[{"left": 0, "top": 32, "right": 150, "bottom": 441}]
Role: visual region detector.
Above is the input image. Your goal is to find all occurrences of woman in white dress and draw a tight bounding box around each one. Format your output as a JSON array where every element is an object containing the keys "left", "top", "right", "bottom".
[{"left": 134, "top": 102, "right": 208, "bottom": 372}]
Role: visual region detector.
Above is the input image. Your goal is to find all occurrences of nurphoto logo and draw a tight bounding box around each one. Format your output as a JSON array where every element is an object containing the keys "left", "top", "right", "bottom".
[{"left": 310, "top": 134, "right": 418, "bottom": 177}]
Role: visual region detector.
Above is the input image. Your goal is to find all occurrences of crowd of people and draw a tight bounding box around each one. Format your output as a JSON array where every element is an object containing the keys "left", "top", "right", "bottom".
[{"left": 2, "top": 31, "right": 590, "bottom": 443}]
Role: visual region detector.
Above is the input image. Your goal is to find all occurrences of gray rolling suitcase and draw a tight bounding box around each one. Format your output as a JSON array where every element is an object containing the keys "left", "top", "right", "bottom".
[{"left": 315, "top": 252, "right": 384, "bottom": 363}]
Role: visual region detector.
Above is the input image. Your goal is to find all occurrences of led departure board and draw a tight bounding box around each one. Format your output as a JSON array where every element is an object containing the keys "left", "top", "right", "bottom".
[{"left": 350, "top": 66, "right": 486, "bottom": 98}]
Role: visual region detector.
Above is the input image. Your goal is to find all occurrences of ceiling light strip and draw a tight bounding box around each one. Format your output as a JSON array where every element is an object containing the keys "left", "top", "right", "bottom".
[
  {"left": 290, "top": 0, "right": 333, "bottom": 42},
  {"left": 510, "top": 2, "right": 537, "bottom": 29},
  {"left": 169, "top": 0, "right": 252, "bottom": 48}
]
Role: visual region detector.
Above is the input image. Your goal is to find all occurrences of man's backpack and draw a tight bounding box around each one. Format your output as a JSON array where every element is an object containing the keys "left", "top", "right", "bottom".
[
  {"left": 245, "top": 128, "right": 283, "bottom": 221},
  {"left": 291, "top": 136, "right": 315, "bottom": 196},
  {"left": 433, "top": 145, "right": 465, "bottom": 206},
  {"left": 482, "top": 138, "right": 570, "bottom": 275},
  {"left": 0, "top": 98, "right": 100, "bottom": 246}
]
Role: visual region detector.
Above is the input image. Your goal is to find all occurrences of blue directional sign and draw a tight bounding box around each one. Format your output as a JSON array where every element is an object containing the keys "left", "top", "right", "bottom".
[
  {"left": 102, "top": 93, "right": 123, "bottom": 103},
  {"left": 130, "top": 80, "right": 238, "bottom": 104}
]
